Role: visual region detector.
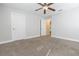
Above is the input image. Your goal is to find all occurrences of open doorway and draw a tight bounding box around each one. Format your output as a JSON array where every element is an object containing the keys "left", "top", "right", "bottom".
[
  {"left": 45, "top": 18, "right": 51, "bottom": 36},
  {"left": 40, "top": 17, "right": 52, "bottom": 36}
]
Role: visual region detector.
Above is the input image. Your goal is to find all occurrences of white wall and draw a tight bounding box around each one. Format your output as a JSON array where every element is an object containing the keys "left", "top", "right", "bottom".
[
  {"left": 0, "top": 5, "right": 12, "bottom": 42},
  {"left": 0, "top": 5, "right": 40, "bottom": 42},
  {"left": 52, "top": 7, "right": 79, "bottom": 40},
  {"left": 25, "top": 13, "right": 40, "bottom": 37}
]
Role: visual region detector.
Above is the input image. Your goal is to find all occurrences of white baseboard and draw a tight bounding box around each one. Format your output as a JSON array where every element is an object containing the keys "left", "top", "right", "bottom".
[
  {"left": 52, "top": 35, "right": 79, "bottom": 42},
  {"left": 0, "top": 40, "right": 15, "bottom": 45},
  {"left": 0, "top": 35, "right": 40, "bottom": 44},
  {"left": 25, "top": 35, "right": 40, "bottom": 39}
]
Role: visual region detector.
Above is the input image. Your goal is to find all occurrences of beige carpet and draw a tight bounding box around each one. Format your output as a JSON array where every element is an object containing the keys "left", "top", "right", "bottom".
[{"left": 0, "top": 36, "right": 79, "bottom": 56}]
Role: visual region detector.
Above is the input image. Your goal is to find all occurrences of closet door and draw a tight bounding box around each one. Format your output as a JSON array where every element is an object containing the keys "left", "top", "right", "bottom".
[{"left": 11, "top": 12, "right": 26, "bottom": 40}]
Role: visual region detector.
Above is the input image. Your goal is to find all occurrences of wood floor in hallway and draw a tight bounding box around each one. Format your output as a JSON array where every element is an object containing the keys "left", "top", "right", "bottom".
[{"left": 0, "top": 36, "right": 79, "bottom": 56}]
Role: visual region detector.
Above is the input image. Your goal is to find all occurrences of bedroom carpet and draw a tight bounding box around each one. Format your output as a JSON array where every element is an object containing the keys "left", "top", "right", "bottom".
[{"left": 0, "top": 36, "right": 79, "bottom": 56}]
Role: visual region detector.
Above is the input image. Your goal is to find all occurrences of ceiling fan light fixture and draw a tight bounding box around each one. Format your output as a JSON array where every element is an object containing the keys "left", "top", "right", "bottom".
[
  {"left": 43, "top": 6, "right": 48, "bottom": 10},
  {"left": 35, "top": 3, "right": 55, "bottom": 14}
]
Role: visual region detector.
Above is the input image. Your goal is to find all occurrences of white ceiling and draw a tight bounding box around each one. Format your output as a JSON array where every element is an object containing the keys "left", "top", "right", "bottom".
[{"left": 2, "top": 3, "right": 79, "bottom": 16}]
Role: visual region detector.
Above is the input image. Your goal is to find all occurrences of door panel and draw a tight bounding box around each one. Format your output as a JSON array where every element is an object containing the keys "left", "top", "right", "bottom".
[
  {"left": 41, "top": 19, "right": 46, "bottom": 36},
  {"left": 11, "top": 12, "right": 26, "bottom": 40}
]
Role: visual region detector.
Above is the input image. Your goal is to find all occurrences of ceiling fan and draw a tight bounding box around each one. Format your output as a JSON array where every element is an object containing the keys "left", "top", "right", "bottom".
[{"left": 35, "top": 3, "right": 56, "bottom": 14}]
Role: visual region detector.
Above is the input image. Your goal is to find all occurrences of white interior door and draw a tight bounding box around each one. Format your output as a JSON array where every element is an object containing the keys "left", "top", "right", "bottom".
[
  {"left": 41, "top": 19, "right": 46, "bottom": 36},
  {"left": 11, "top": 12, "right": 26, "bottom": 40},
  {"left": 41, "top": 17, "right": 52, "bottom": 36}
]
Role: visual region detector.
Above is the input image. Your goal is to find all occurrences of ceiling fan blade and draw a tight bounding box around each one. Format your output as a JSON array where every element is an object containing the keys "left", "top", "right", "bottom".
[
  {"left": 44, "top": 9, "right": 46, "bottom": 14},
  {"left": 47, "top": 3, "right": 54, "bottom": 6},
  {"left": 38, "top": 3, "right": 44, "bottom": 6},
  {"left": 44, "top": 3, "right": 47, "bottom": 5},
  {"left": 35, "top": 8, "right": 42, "bottom": 11},
  {"left": 48, "top": 7, "right": 56, "bottom": 11}
]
